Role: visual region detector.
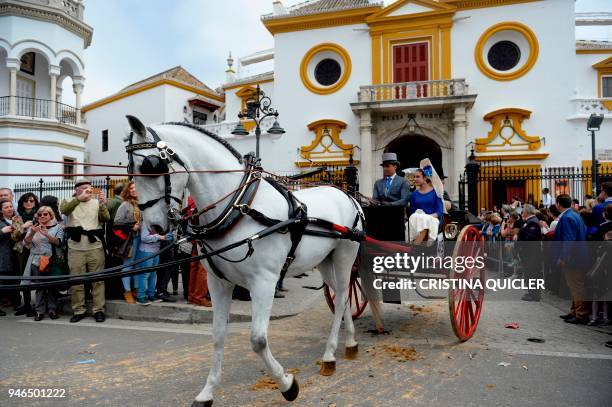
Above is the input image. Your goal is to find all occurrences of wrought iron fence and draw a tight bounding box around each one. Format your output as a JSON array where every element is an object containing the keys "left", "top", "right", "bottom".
[
  {"left": 459, "top": 159, "right": 612, "bottom": 212},
  {"left": 14, "top": 177, "right": 129, "bottom": 201}
]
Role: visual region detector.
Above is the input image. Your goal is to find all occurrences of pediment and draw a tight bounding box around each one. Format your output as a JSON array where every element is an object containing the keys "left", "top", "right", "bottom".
[{"left": 367, "top": 0, "right": 455, "bottom": 21}]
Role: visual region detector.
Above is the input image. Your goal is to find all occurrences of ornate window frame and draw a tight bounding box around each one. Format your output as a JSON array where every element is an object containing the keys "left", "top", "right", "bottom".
[
  {"left": 300, "top": 43, "right": 352, "bottom": 95},
  {"left": 474, "top": 21, "right": 539, "bottom": 81}
]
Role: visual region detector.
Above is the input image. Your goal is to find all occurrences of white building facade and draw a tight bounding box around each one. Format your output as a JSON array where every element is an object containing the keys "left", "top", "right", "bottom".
[
  {"left": 0, "top": 0, "right": 92, "bottom": 188},
  {"left": 83, "top": 66, "right": 224, "bottom": 170},
  {"left": 204, "top": 0, "right": 612, "bottom": 204}
]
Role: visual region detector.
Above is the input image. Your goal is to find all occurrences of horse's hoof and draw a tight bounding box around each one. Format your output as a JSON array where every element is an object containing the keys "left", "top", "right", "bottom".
[
  {"left": 319, "top": 360, "right": 336, "bottom": 376},
  {"left": 345, "top": 344, "right": 358, "bottom": 360},
  {"left": 191, "top": 400, "right": 213, "bottom": 407},
  {"left": 281, "top": 377, "right": 300, "bottom": 402}
]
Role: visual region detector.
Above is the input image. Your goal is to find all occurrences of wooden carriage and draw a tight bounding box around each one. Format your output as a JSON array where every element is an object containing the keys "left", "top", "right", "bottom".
[{"left": 323, "top": 205, "right": 485, "bottom": 342}]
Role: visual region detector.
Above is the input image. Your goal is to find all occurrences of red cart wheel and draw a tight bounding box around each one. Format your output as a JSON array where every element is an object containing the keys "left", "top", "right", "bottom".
[
  {"left": 448, "top": 225, "right": 485, "bottom": 341},
  {"left": 324, "top": 259, "right": 368, "bottom": 320}
]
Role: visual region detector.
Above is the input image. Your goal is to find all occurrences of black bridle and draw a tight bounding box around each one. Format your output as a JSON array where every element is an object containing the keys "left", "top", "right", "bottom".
[{"left": 126, "top": 127, "right": 185, "bottom": 224}]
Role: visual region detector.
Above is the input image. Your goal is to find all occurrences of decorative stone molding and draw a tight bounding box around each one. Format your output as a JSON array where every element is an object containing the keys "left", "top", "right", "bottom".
[
  {"left": 0, "top": 116, "right": 88, "bottom": 138},
  {"left": 48, "top": 64, "right": 61, "bottom": 76},
  {"left": 475, "top": 108, "right": 541, "bottom": 153},
  {"left": 571, "top": 98, "right": 612, "bottom": 116},
  {"left": 299, "top": 119, "right": 353, "bottom": 164},
  {"left": 0, "top": 0, "right": 93, "bottom": 48}
]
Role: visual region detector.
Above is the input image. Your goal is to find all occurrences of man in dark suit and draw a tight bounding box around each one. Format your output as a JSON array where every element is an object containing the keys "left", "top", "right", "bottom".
[
  {"left": 517, "top": 204, "right": 542, "bottom": 301},
  {"left": 554, "top": 194, "right": 589, "bottom": 324},
  {"left": 372, "top": 153, "right": 409, "bottom": 207}
]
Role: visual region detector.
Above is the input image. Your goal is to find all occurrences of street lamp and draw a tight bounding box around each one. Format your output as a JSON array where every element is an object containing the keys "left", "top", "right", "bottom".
[
  {"left": 231, "top": 84, "right": 285, "bottom": 158},
  {"left": 587, "top": 113, "right": 604, "bottom": 196}
]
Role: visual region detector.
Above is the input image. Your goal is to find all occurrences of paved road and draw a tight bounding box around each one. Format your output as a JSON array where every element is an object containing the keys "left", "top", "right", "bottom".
[{"left": 1, "top": 292, "right": 611, "bottom": 406}]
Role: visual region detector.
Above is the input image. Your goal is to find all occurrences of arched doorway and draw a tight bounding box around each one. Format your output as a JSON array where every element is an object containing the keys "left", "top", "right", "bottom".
[{"left": 385, "top": 134, "right": 444, "bottom": 176}]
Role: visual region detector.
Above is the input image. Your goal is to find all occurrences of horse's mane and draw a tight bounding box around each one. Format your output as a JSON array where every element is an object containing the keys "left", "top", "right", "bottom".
[{"left": 162, "top": 122, "right": 243, "bottom": 164}]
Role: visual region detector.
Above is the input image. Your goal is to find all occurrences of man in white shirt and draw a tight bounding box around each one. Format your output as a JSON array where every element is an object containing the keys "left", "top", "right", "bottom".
[{"left": 541, "top": 188, "right": 553, "bottom": 208}]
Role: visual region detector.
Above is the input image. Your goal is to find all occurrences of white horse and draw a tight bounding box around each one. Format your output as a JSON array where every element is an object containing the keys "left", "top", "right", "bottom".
[{"left": 125, "top": 116, "right": 363, "bottom": 406}]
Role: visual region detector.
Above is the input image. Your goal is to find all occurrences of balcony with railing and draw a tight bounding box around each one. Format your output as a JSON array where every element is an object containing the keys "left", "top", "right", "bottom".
[
  {"left": 0, "top": 96, "right": 79, "bottom": 126},
  {"left": 351, "top": 78, "right": 477, "bottom": 112},
  {"left": 569, "top": 98, "right": 612, "bottom": 120}
]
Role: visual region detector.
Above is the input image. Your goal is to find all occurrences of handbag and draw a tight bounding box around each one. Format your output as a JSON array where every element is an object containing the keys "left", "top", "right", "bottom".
[
  {"left": 50, "top": 241, "right": 69, "bottom": 276},
  {"left": 39, "top": 255, "right": 52, "bottom": 273},
  {"left": 114, "top": 229, "right": 135, "bottom": 259}
]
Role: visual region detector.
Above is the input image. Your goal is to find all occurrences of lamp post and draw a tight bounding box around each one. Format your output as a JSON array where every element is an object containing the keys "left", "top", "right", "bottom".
[
  {"left": 465, "top": 148, "right": 481, "bottom": 216},
  {"left": 231, "top": 84, "right": 285, "bottom": 158},
  {"left": 587, "top": 113, "right": 604, "bottom": 196}
]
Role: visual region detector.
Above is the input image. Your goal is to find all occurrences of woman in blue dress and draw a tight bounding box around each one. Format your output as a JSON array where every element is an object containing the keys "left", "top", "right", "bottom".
[{"left": 407, "top": 160, "right": 444, "bottom": 244}]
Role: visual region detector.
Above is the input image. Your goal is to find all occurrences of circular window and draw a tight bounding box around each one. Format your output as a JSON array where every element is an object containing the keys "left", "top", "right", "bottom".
[
  {"left": 487, "top": 41, "right": 521, "bottom": 71},
  {"left": 475, "top": 22, "right": 539, "bottom": 81},
  {"left": 300, "top": 43, "right": 352, "bottom": 95},
  {"left": 314, "top": 59, "right": 342, "bottom": 86}
]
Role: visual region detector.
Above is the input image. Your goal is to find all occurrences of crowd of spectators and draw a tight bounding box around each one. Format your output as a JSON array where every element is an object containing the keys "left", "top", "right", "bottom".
[
  {"left": 0, "top": 180, "right": 211, "bottom": 323},
  {"left": 476, "top": 182, "right": 611, "bottom": 326}
]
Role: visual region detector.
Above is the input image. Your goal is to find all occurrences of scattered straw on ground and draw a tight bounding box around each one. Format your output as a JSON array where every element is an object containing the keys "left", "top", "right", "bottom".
[
  {"left": 250, "top": 368, "right": 300, "bottom": 391},
  {"left": 378, "top": 345, "right": 420, "bottom": 361},
  {"left": 409, "top": 304, "right": 432, "bottom": 312}
]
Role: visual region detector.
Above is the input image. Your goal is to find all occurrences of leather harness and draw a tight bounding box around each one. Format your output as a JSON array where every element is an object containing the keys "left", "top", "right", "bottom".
[{"left": 125, "top": 123, "right": 365, "bottom": 284}]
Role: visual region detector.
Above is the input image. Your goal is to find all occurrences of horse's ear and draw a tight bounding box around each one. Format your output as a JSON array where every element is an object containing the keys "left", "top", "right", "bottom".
[{"left": 126, "top": 115, "right": 146, "bottom": 137}]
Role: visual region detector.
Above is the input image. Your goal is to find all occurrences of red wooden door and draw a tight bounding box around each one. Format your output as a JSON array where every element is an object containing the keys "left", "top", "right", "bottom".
[{"left": 393, "top": 42, "right": 429, "bottom": 98}]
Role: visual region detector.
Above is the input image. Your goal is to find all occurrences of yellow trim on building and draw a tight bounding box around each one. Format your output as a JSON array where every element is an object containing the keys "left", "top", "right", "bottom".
[
  {"left": 475, "top": 108, "right": 542, "bottom": 153},
  {"left": 474, "top": 21, "right": 539, "bottom": 81},
  {"left": 82, "top": 79, "right": 224, "bottom": 113},
  {"left": 366, "top": 1, "right": 454, "bottom": 85},
  {"left": 298, "top": 119, "right": 354, "bottom": 164},
  {"left": 577, "top": 49, "right": 612, "bottom": 55},
  {"left": 474, "top": 153, "right": 549, "bottom": 162},
  {"left": 366, "top": 0, "right": 455, "bottom": 21},
  {"left": 444, "top": 0, "right": 542, "bottom": 10},
  {"left": 223, "top": 78, "right": 274, "bottom": 91},
  {"left": 593, "top": 57, "right": 612, "bottom": 99},
  {"left": 262, "top": 6, "right": 382, "bottom": 35},
  {"left": 235, "top": 85, "right": 257, "bottom": 113},
  {"left": 300, "top": 43, "right": 352, "bottom": 95}
]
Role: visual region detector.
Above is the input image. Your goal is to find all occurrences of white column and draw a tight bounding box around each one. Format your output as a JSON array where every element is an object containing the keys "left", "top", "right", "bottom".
[
  {"left": 452, "top": 105, "right": 468, "bottom": 200},
  {"left": 49, "top": 65, "right": 61, "bottom": 121},
  {"left": 73, "top": 77, "right": 84, "bottom": 126},
  {"left": 359, "top": 110, "right": 373, "bottom": 196},
  {"left": 6, "top": 58, "right": 20, "bottom": 116}
]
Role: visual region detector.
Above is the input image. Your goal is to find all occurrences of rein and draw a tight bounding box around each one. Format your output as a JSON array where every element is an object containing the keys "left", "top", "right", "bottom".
[{"left": 0, "top": 123, "right": 372, "bottom": 289}]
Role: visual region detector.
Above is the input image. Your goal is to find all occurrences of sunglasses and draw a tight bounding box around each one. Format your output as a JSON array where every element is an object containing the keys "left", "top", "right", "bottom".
[
  {"left": 25, "top": 198, "right": 36, "bottom": 203},
  {"left": 38, "top": 212, "right": 52, "bottom": 217}
]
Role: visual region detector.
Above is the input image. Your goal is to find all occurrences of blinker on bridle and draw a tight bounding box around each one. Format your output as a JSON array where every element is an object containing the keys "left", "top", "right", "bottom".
[{"left": 125, "top": 127, "right": 185, "bottom": 222}]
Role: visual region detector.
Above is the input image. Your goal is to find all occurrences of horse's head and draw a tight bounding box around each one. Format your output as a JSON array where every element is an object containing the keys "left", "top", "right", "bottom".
[{"left": 125, "top": 115, "right": 189, "bottom": 234}]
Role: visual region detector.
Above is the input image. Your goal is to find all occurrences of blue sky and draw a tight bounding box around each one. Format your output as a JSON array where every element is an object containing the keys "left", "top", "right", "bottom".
[{"left": 75, "top": 0, "right": 612, "bottom": 105}]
